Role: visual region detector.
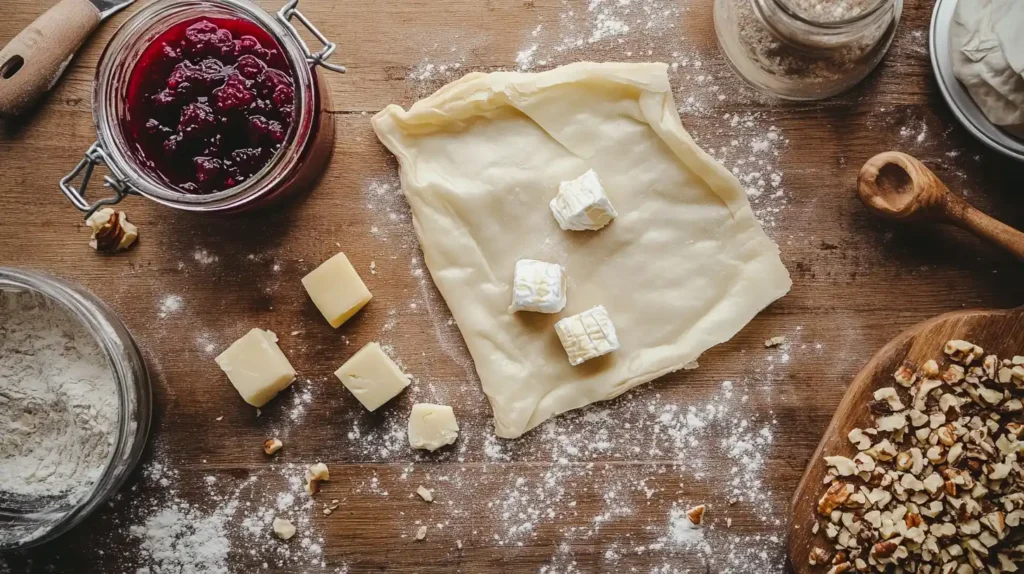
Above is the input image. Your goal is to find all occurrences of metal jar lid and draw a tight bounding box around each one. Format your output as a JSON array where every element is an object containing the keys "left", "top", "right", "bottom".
[{"left": 930, "top": 0, "right": 1024, "bottom": 163}]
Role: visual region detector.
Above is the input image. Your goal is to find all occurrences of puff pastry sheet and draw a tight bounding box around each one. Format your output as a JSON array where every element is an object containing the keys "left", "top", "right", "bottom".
[{"left": 372, "top": 62, "right": 791, "bottom": 439}]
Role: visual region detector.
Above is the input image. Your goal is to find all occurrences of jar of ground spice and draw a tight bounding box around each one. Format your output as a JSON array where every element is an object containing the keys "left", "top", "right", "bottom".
[{"left": 714, "top": 0, "right": 902, "bottom": 100}]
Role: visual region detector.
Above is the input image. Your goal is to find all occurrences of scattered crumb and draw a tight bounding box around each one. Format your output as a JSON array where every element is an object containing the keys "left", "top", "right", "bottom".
[{"left": 416, "top": 486, "right": 434, "bottom": 503}]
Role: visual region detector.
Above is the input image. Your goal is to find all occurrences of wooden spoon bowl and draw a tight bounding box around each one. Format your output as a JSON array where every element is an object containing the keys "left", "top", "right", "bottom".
[
  {"left": 858, "top": 151, "right": 1024, "bottom": 260},
  {"left": 787, "top": 308, "right": 1024, "bottom": 572}
]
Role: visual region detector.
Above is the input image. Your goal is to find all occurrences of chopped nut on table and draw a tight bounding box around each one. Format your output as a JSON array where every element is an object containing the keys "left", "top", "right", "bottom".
[
  {"left": 686, "top": 504, "right": 706, "bottom": 525},
  {"left": 263, "top": 438, "right": 283, "bottom": 455},
  {"left": 304, "top": 462, "right": 330, "bottom": 495},
  {"left": 322, "top": 500, "right": 340, "bottom": 516},
  {"left": 85, "top": 208, "right": 139, "bottom": 253},
  {"left": 811, "top": 340, "right": 1024, "bottom": 573},
  {"left": 765, "top": 336, "right": 787, "bottom": 348}
]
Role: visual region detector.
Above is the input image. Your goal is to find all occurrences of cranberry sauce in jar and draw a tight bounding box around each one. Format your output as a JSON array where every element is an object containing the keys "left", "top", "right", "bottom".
[
  {"left": 61, "top": 0, "right": 342, "bottom": 215},
  {"left": 124, "top": 17, "right": 297, "bottom": 194}
]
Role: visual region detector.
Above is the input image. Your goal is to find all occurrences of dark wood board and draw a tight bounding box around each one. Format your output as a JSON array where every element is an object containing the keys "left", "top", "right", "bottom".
[
  {"left": 788, "top": 308, "right": 1024, "bottom": 572},
  {"left": 1, "top": 0, "right": 1024, "bottom": 572}
]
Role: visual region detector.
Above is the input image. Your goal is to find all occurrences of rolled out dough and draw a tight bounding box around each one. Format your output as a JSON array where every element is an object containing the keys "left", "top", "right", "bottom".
[{"left": 372, "top": 62, "right": 791, "bottom": 439}]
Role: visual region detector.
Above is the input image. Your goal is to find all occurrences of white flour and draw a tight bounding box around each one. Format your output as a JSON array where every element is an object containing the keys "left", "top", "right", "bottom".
[
  {"left": 0, "top": 290, "right": 117, "bottom": 504},
  {"left": 131, "top": 503, "right": 233, "bottom": 574}
]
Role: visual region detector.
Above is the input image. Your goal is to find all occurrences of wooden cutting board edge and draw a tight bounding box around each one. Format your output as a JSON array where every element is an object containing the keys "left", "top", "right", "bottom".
[{"left": 787, "top": 307, "right": 1024, "bottom": 572}]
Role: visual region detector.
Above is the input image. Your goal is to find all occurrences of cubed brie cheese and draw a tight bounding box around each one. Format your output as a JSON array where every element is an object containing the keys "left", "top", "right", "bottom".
[
  {"left": 509, "top": 259, "right": 567, "bottom": 314},
  {"left": 301, "top": 252, "right": 373, "bottom": 328},
  {"left": 215, "top": 328, "right": 296, "bottom": 407},
  {"left": 554, "top": 305, "right": 620, "bottom": 366},
  {"left": 407, "top": 403, "right": 460, "bottom": 451},
  {"left": 334, "top": 342, "right": 410, "bottom": 411},
  {"left": 549, "top": 169, "right": 617, "bottom": 231}
]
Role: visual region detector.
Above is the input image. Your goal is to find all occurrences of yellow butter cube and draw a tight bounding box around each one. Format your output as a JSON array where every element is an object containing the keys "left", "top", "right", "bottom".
[
  {"left": 334, "top": 342, "right": 410, "bottom": 411},
  {"left": 408, "top": 403, "right": 460, "bottom": 451},
  {"left": 301, "top": 252, "right": 372, "bottom": 328},
  {"left": 215, "top": 328, "right": 296, "bottom": 407}
]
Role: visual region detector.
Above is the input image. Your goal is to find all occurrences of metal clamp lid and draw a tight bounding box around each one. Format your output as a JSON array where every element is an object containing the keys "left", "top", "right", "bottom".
[
  {"left": 59, "top": 141, "right": 134, "bottom": 218},
  {"left": 277, "top": 0, "right": 346, "bottom": 73}
]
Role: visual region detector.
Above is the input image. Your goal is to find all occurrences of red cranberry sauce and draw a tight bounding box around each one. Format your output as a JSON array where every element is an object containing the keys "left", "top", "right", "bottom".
[{"left": 125, "top": 18, "right": 296, "bottom": 194}]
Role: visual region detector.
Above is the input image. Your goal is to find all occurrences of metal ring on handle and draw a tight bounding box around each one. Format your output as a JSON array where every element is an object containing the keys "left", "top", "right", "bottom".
[
  {"left": 277, "top": 0, "right": 347, "bottom": 73},
  {"left": 59, "top": 141, "right": 133, "bottom": 218}
]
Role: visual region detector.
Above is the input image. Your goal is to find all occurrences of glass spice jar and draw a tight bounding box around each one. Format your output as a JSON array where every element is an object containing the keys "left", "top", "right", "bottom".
[
  {"left": 714, "top": 0, "right": 902, "bottom": 100},
  {"left": 60, "top": 0, "right": 343, "bottom": 216}
]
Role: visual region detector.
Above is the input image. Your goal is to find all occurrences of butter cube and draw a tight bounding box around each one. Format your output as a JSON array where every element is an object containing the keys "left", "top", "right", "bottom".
[
  {"left": 302, "top": 252, "right": 372, "bottom": 328},
  {"left": 408, "top": 403, "right": 460, "bottom": 451},
  {"left": 334, "top": 342, "right": 410, "bottom": 411},
  {"left": 215, "top": 328, "right": 296, "bottom": 407},
  {"left": 554, "top": 305, "right": 620, "bottom": 366}
]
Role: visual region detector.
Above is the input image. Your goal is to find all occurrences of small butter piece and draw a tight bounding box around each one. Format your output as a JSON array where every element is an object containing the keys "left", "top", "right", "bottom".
[
  {"left": 301, "top": 252, "right": 372, "bottom": 328},
  {"left": 215, "top": 328, "right": 296, "bottom": 407},
  {"left": 416, "top": 485, "right": 434, "bottom": 502},
  {"left": 272, "top": 517, "right": 296, "bottom": 540},
  {"left": 408, "top": 403, "right": 460, "bottom": 451},
  {"left": 334, "top": 342, "right": 410, "bottom": 411},
  {"left": 509, "top": 259, "right": 567, "bottom": 314},
  {"left": 549, "top": 169, "right": 617, "bottom": 231},
  {"left": 554, "top": 305, "right": 620, "bottom": 366}
]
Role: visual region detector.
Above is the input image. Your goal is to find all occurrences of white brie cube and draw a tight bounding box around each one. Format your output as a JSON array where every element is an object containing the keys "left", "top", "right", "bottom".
[
  {"left": 549, "top": 169, "right": 618, "bottom": 231},
  {"left": 554, "top": 305, "right": 619, "bottom": 366},
  {"left": 509, "top": 259, "right": 567, "bottom": 314}
]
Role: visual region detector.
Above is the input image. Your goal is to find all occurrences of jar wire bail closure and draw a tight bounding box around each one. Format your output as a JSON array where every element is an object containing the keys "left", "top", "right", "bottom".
[{"left": 277, "top": 0, "right": 346, "bottom": 74}]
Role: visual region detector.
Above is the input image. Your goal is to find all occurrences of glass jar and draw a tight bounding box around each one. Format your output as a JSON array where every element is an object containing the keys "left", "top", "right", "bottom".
[
  {"left": 714, "top": 0, "right": 902, "bottom": 100},
  {"left": 59, "top": 0, "right": 343, "bottom": 216},
  {"left": 0, "top": 268, "right": 151, "bottom": 550}
]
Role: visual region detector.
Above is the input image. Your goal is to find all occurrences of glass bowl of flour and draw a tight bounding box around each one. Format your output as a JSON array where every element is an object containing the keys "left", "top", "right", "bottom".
[{"left": 0, "top": 268, "right": 151, "bottom": 550}]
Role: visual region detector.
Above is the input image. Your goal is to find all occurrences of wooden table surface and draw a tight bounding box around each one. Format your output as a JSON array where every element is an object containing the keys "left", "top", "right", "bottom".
[{"left": 2, "top": 0, "right": 1024, "bottom": 572}]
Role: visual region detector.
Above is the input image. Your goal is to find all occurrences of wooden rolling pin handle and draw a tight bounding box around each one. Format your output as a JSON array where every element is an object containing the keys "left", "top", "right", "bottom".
[
  {"left": 0, "top": 0, "right": 101, "bottom": 117},
  {"left": 941, "top": 193, "right": 1024, "bottom": 261}
]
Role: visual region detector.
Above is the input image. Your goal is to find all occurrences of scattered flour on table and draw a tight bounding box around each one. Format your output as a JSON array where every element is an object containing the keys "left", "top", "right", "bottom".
[
  {"left": 666, "top": 505, "right": 706, "bottom": 548},
  {"left": 698, "top": 114, "right": 788, "bottom": 229},
  {"left": 193, "top": 249, "right": 218, "bottom": 266},
  {"left": 158, "top": 294, "right": 184, "bottom": 319},
  {"left": 118, "top": 452, "right": 329, "bottom": 573},
  {"left": 0, "top": 290, "right": 118, "bottom": 511},
  {"left": 410, "top": 59, "right": 464, "bottom": 83},
  {"left": 130, "top": 502, "right": 234, "bottom": 574},
  {"left": 195, "top": 332, "right": 217, "bottom": 355},
  {"left": 516, "top": 0, "right": 682, "bottom": 70}
]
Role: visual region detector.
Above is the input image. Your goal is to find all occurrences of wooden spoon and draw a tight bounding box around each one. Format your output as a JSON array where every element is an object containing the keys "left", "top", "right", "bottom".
[
  {"left": 787, "top": 307, "right": 1024, "bottom": 572},
  {"left": 857, "top": 151, "right": 1024, "bottom": 260}
]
